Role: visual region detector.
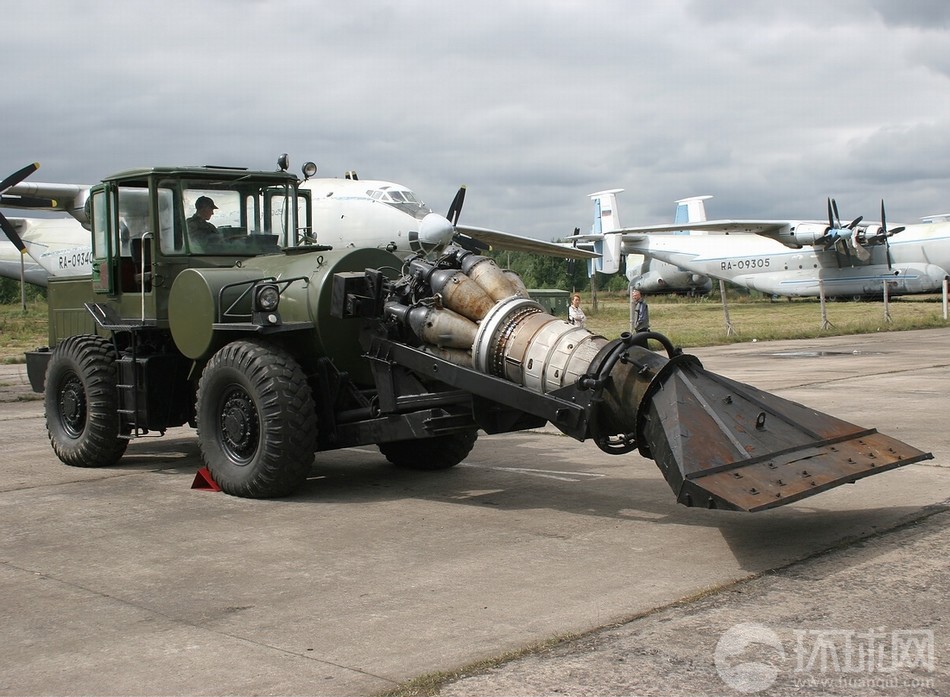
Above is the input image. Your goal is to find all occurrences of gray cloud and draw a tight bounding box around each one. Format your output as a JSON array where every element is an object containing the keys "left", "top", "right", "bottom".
[{"left": 5, "top": 0, "right": 950, "bottom": 239}]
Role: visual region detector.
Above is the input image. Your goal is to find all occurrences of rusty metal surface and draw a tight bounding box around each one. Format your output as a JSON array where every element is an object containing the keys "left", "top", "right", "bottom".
[
  {"left": 692, "top": 430, "right": 930, "bottom": 512},
  {"left": 639, "top": 362, "right": 933, "bottom": 512}
]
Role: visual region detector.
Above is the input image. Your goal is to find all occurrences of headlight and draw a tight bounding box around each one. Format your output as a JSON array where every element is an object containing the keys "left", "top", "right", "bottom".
[{"left": 255, "top": 284, "right": 280, "bottom": 312}]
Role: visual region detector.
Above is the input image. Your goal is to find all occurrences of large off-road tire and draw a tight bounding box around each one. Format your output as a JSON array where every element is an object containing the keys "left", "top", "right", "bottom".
[
  {"left": 196, "top": 340, "right": 317, "bottom": 498},
  {"left": 379, "top": 430, "right": 477, "bottom": 471},
  {"left": 45, "top": 334, "right": 129, "bottom": 467}
]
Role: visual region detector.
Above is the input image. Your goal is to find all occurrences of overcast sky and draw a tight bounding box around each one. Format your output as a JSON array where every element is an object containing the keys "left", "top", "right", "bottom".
[{"left": 5, "top": 0, "right": 950, "bottom": 242}]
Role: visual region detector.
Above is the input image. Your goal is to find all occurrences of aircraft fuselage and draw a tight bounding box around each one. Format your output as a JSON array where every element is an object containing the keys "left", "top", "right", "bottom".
[
  {"left": 624, "top": 223, "right": 950, "bottom": 297},
  {"left": 304, "top": 178, "right": 454, "bottom": 257}
]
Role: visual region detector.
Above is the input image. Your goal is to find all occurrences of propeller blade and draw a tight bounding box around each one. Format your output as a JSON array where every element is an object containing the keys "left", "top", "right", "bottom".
[
  {"left": 877, "top": 201, "right": 905, "bottom": 235},
  {"left": 453, "top": 233, "right": 489, "bottom": 253},
  {"left": 834, "top": 237, "right": 850, "bottom": 258},
  {"left": 847, "top": 215, "right": 863, "bottom": 229},
  {"left": 0, "top": 211, "right": 27, "bottom": 252},
  {"left": 851, "top": 237, "right": 871, "bottom": 262},
  {"left": 446, "top": 186, "right": 466, "bottom": 226},
  {"left": 0, "top": 164, "right": 43, "bottom": 254},
  {"left": 827, "top": 197, "right": 834, "bottom": 228},
  {"left": 881, "top": 200, "right": 892, "bottom": 270},
  {"left": 0, "top": 162, "right": 39, "bottom": 195},
  {"left": 831, "top": 198, "right": 841, "bottom": 228}
]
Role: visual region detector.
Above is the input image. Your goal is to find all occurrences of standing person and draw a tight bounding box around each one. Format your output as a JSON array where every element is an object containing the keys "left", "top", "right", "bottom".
[
  {"left": 632, "top": 288, "right": 650, "bottom": 333},
  {"left": 568, "top": 293, "right": 587, "bottom": 328}
]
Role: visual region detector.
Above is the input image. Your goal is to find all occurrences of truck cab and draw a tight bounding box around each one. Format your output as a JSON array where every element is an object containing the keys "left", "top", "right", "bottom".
[{"left": 84, "top": 165, "right": 309, "bottom": 328}]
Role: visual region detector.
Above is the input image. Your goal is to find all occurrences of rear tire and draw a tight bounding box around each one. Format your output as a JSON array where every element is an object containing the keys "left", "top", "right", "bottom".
[
  {"left": 196, "top": 340, "right": 317, "bottom": 498},
  {"left": 379, "top": 430, "right": 477, "bottom": 470},
  {"left": 45, "top": 335, "right": 129, "bottom": 467}
]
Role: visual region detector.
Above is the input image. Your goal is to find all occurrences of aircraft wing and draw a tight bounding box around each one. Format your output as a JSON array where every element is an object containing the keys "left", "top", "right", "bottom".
[
  {"left": 613, "top": 220, "right": 793, "bottom": 236},
  {"left": 456, "top": 224, "right": 600, "bottom": 259},
  {"left": 1, "top": 180, "right": 91, "bottom": 221}
]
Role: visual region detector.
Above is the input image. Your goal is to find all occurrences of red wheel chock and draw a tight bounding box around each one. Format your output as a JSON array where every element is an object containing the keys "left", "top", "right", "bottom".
[{"left": 191, "top": 466, "right": 221, "bottom": 491}]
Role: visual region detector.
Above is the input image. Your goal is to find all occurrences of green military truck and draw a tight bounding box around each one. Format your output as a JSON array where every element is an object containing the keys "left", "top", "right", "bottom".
[
  {"left": 24, "top": 160, "right": 930, "bottom": 510},
  {"left": 26, "top": 161, "right": 458, "bottom": 498}
]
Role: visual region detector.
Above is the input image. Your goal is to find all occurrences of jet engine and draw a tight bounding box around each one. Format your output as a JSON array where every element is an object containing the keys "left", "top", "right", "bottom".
[{"left": 349, "top": 246, "right": 933, "bottom": 512}]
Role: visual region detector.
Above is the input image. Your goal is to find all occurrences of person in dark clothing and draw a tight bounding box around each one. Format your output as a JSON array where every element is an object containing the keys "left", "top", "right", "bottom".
[
  {"left": 187, "top": 196, "right": 218, "bottom": 246},
  {"left": 632, "top": 288, "right": 650, "bottom": 333}
]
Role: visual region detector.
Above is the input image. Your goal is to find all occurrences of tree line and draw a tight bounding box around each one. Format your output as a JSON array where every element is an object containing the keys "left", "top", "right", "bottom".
[{"left": 487, "top": 249, "right": 629, "bottom": 292}]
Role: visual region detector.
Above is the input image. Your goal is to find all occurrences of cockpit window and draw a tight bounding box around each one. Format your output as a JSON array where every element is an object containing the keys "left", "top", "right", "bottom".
[{"left": 368, "top": 187, "right": 431, "bottom": 220}]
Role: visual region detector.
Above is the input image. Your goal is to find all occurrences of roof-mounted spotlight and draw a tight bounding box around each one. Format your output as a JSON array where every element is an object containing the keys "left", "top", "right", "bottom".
[
  {"left": 277, "top": 153, "right": 290, "bottom": 172},
  {"left": 302, "top": 161, "right": 317, "bottom": 180}
]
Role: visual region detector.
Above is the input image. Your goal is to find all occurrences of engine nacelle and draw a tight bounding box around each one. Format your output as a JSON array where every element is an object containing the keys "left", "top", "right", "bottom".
[
  {"left": 857, "top": 224, "right": 884, "bottom": 243},
  {"left": 777, "top": 222, "right": 830, "bottom": 248}
]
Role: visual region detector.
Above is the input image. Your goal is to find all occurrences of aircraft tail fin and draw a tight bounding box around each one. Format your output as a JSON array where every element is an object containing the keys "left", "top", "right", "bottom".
[
  {"left": 588, "top": 189, "right": 623, "bottom": 275},
  {"left": 674, "top": 195, "right": 713, "bottom": 226}
]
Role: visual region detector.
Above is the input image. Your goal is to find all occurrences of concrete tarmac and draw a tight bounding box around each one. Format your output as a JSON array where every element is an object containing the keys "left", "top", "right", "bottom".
[{"left": 0, "top": 328, "right": 947, "bottom": 696}]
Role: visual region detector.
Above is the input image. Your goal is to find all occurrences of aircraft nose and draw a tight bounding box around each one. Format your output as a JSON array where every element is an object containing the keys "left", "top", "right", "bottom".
[{"left": 418, "top": 212, "right": 455, "bottom": 250}]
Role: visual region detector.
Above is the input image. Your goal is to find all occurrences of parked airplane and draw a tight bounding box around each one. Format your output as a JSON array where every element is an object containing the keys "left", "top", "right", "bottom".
[
  {"left": 586, "top": 190, "right": 712, "bottom": 294},
  {"left": 578, "top": 196, "right": 950, "bottom": 298},
  {"left": 304, "top": 171, "right": 594, "bottom": 259},
  {"left": 0, "top": 160, "right": 595, "bottom": 287}
]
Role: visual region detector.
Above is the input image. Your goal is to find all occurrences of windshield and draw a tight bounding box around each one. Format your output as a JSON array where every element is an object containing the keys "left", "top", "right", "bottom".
[
  {"left": 166, "top": 179, "right": 300, "bottom": 256},
  {"left": 368, "top": 186, "right": 431, "bottom": 221}
]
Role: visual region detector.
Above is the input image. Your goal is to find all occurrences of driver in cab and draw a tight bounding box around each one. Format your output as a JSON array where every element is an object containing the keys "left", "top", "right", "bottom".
[{"left": 187, "top": 196, "right": 218, "bottom": 246}]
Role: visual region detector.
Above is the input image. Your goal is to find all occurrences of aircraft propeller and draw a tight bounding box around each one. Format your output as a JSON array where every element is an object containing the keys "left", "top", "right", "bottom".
[
  {"left": 443, "top": 185, "right": 489, "bottom": 253},
  {"left": 877, "top": 200, "right": 905, "bottom": 270},
  {"left": 446, "top": 185, "right": 466, "bottom": 226},
  {"left": 827, "top": 197, "right": 863, "bottom": 233},
  {"left": 822, "top": 197, "right": 870, "bottom": 262},
  {"left": 0, "top": 163, "right": 43, "bottom": 253}
]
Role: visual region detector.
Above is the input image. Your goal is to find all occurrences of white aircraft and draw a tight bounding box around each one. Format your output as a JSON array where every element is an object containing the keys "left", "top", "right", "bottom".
[
  {"left": 0, "top": 161, "right": 595, "bottom": 287},
  {"left": 577, "top": 195, "right": 950, "bottom": 298},
  {"left": 585, "top": 190, "right": 712, "bottom": 294},
  {"left": 304, "top": 171, "right": 594, "bottom": 259}
]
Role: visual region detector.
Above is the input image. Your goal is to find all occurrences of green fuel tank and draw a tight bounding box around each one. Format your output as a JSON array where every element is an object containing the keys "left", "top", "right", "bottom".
[{"left": 168, "top": 247, "right": 402, "bottom": 381}]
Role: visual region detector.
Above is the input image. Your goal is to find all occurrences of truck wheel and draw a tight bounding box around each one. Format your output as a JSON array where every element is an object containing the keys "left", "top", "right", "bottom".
[
  {"left": 45, "top": 335, "right": 129, "bottom": 467},
  {"left": 379, "top": 430, "right": 477, "bottom": 470},
  {"left": 196, "top": 340, "right": 317, "bottom": 498}
]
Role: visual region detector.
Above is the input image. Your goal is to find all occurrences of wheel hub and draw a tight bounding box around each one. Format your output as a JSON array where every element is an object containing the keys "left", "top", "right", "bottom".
[
  {"left": 219, "top": 387, "right": 259, "bottom": 463},
  {"left": 59, "top": 374, "right": 87, "bottom": 437}
]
